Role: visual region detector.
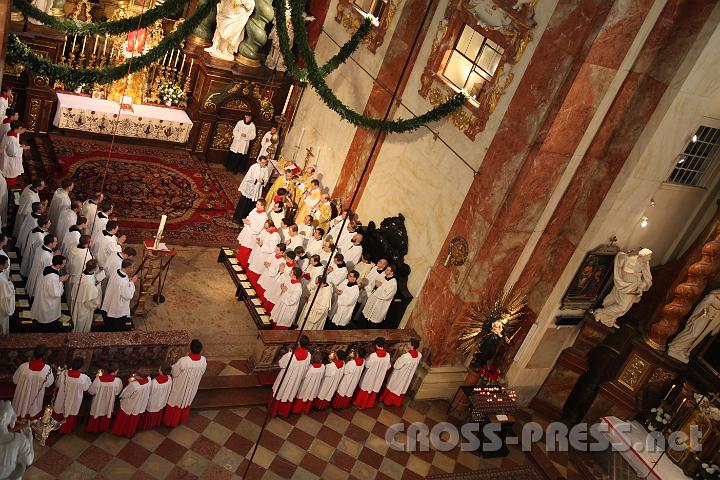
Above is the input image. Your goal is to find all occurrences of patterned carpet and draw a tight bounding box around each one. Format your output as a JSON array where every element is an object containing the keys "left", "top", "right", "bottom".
[{"left": 25, "top": 134, "right": 241, "bottom": 246}]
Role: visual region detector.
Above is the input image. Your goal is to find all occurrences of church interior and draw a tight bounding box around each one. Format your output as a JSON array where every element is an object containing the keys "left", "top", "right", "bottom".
[{"left": 1, "top": 0, "right": 720, "bottom": 478}]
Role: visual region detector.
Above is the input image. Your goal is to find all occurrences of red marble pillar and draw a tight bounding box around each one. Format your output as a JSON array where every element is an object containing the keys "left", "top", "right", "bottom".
[{"left": 331, "top": 0, "right": 439, "bottom": 210}]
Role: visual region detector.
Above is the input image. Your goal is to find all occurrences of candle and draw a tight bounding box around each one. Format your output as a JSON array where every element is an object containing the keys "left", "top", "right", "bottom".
[
  {"left": 663, "top": 384, "right": 677, "bottom": 403},
  {"left": 155, "top": 214, "right": 167, "bottom": 248},
  {"left": 162, "top": 51, "right": 169, "bottom": 66},
  {"left": 61, "top": 35, "right": 67, "bottom": 57},
  {"left": 92, "top": 34, "right": 99, "bottom": 55},
  {"left": 188, "top": 58, "right": 194, "bottom": 75},
  {"left": 296, "top": 127, "right": 305, "bottom": 147},
  {"left": 179, "top": 53, "right": 186, "bottom": 73},
  {"left": 173, "top": 49, "right": 181, "bottom": 68},
  {"left": 102, "top": 34, "right": 108, "bottom": 56},
  {"left": 281, "top": 85, "right": 293, "bottom": 115},
  {"left": 70, "top": 34, "right": 77, "bottom": 52},
  {"left": 81, "top": 36, "right": 87, "bottom": 54}
]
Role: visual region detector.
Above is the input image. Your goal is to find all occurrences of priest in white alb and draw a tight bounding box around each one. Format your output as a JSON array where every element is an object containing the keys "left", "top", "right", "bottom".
[
  {"left": 101, "top": 258, "right": 137, "bottom": 331},
  {"left": 270, "top": 266, "right": 303, "bottom": 329},
  {"left": 81, "top": 192, "right": 103, "bottom": 235},
  {"left": 362, "top": 264, "right": 397, "bottom": 328},
  {"left": 291, "top": 351, "right": 325, "bottom": 414},
  {"left": 255, "top": 244, "right": 288, "bottom": 307},
  {"left": 234, "top": 157, "right": 271, "bottom": 223},
  {"left": 269, "top": 335, "right": 311, "bottom": 417},
  {"left": 313, "top": 350, "right": 346, "bottom": 410},
  {"left": 87, "top": 363, "right": 123, "bottom": 432},
  {"left": 111, "top": 372, "right": 152, "bottom": 438},
  {"left": 30, "top": 255, "right": 68, "bottom": 330},
  {"left": 52, "top": 357, "right": 91, "bottom": 433},
  {"left": 380, "top": 338, "right": 422, "bottom": 407},
  {"left": 163, "top": 339, "right": 207, "bottom": 427},
  {"left": 26, "top": 234, "right": 57, "bottom": 298},
  {"left": 55, "top": 200, "right": 81, "bottom": 249},
  {"left": 236, "top": 199, "right": 268, "bottom": 267},
  {"left": 329, "top": 271, "right": 360, "bottom": 328},
  {"left": 353, "top": 337, "right": 392, "bottom": 409},
  {"left": 0, "top": 254, "right": 14, "bottom": 334},
  {"left": 12, "top": 345, "right": 54, "bottom": 419},
  {"left": 72, "top": 259, "right": 103, "bottom": 333},
  {"left": 48, "top": 179, "right": 74, "bottom": 235},
  {"left": 13, "top": 178, "right": 44, "bottom": 239},
  {"left": 140, "top": 366, "right": 173, "bottom": 430}
]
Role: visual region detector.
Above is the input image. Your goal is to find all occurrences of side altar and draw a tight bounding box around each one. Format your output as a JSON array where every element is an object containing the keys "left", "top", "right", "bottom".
[{"left": 5, "top": 0, "right": 296, "bottom": 160}]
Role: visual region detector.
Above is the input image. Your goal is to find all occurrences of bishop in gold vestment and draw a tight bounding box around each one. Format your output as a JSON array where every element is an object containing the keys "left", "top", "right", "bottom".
[
  {"left": 312, "top": 194, "right": 333, "bottom": 232},
  {"left": 265, "top": 168, "right": 297, "bottom": 209}
]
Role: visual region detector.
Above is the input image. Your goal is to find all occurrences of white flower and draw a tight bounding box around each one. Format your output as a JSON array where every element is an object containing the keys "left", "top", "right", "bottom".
[
  {"left": 648, "top": 425, "right": 655, "bottom": 431},
  {"left": 663, "top": 413, "right": 671, "bottom": 419},
  {"left": 662, "top": 419, "right": 668, "bottom": 424},
  {"left": 651, "top": 408, "right": 657, "bottom": 413},
  {"left": 361, "top": 12, "right": 380, "bottom": 27},
  {"left": 703, "top": 463, "right": 709, "bottom": 468}
]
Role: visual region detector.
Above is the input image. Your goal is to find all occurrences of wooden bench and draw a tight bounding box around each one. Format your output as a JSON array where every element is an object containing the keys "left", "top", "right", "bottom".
[{"left": 217, "top": 247, "right": 271, "bottom": 329}]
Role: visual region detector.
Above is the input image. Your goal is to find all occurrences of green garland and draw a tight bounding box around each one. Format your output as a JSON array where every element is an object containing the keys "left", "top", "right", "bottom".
[
  {"left": 7, "top": 0, "right": 216, "bottom": 85},
  {"left": 12, "top": 0, "right": 191, "bottom": 36},
  {"left": 275, "top": 0, "right": 466, "bottom": 133},
  {"left": 319, "top": 16, "right": 373, "bottom": 77}
]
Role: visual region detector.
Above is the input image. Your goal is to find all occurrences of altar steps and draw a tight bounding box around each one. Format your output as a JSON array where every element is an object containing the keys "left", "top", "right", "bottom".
[{"left": 194, "top": 374, "right": 274, "bottom": 409}]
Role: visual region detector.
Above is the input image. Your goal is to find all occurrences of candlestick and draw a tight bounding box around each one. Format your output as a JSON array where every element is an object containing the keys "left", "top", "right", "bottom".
[
  {"left": 81, "top": 36, "right": 87, "bottom": 54},
  {"left": 92, "top": 34, "right": 98, "bottom": 55},
  {"left": 102, "top": 34, "right": 108, "bottom": 56},
  {"left": 179, "top": 53, "right": 186, "bottom": 74},
  {"left": 281, "top": 85, "right": 293, "bottom": 115},
  {"left": 61, "top": 35, "right": 67, "bottom": 57}
]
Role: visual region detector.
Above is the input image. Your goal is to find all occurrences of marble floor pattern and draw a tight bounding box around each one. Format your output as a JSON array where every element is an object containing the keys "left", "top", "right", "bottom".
[{"left": 22, "top": 398, "right": 544, "bottom": 480}]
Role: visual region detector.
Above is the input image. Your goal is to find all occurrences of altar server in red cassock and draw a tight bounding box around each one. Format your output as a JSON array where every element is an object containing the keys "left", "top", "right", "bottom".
[
  {"left": 292, "top": 351, "right": 325, "bottom": 414},
  {"left": 111, "top": 372, "right": 152, "bottom": 438},
  {"left": 332, "top": 345, "right": 366, "bottom": 409},
  {"left": 270, "top": 266, "right": 303, "bottom": 329},
  {"left": 140, "top": 366, "right": 173, "bottom": 430},
  {"left": 269, "top": 335, "right": 311, "bottom": 417},
  {"left": 354, "top": 337, "right": 392, "bottom": 409},
  {"left": 236, "top": 200, "right": 268, "bottom": 267},
  {"left": 380, "top": 338, "right": 422, "bottom": 407},
  {"left": 163, "top": 339, "right": 207, "bottom": 427},
  {"left": 254, "top": 243, "right": 286, "bottom": 304},
  {"left": 53, "top": 357, "right": 91, "bottom": 433},
  {"left": 12, "top": 345, "right": 54, "bottom": 420},
  {"left": 87, "top": 363, "right": 123, "bottom": 432},
  {"left": 313, "top": 350, "right": 346, "bottom": 411}
]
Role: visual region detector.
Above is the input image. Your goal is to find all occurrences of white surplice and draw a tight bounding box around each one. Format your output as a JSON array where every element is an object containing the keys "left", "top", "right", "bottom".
[
  {"left": 330, "top": 282, "right": 359, "bottom": 327},
  {"left": 363, "top": 276, "right": 397, "bottom": 324},
  {"left": 257, "top": 130, "right": 274, "bottom": 160},
  {"left": 230, "top": 120, "right": 256, "bottom": 154},
  {"left": 286, "top": 233, "right": 304, "bottom": 251},
  {"left": 12, "top": 361, "right": 54, "bottom": 418},
  {"left": 237, "top": 208, "right": 268, "bottom": 249},
  {"left": 53, "top": 370, "right": 91, "bottom": 416},
  {"left": 13, "top": 186, "right": 39, "bottom": 238},
  {"left": 16, "top": 212, "right": 39, "bottom": 254},
  {"left": 90, "top": 212, "right": 109, "bottom": 246},
  {"left": 358, "top": 350, "right": 392, "bottom": 394},
  {"left": 88, "top": 375, "right": 123, "bottom": 418},
  {"left": 55, "top": 208, "right": 77, "bottom": 248},
  {"left": 118, "top": 378, "right": 152, "bottom": 415},
  {"left": 48, "top": 188, "right": 71, "bottom": 235},
  {"left": 30, "top": 267, "right": 64, "bottom": 323},
  {"left": 66, "top": 245, "right": 91, "bottom": 309},
  {"left": 316, "top": 360, "right": 345, "bottom": 402},
  {"left": 335, "top": 358, "right": 364, "bottom": 398},
  {"left": 0, "top": 273, "right": 15, "bottom": 334},
  {"left": 258, "top": 256, "right": 287, "bottom": 300},
  {"left": 295, "top": 363, "right": 325, "bottom": 402},
  {"left": 326, "top": 265, "right": 348, "bottom": 288},
  {"left": 95, "top": 232, "right": 121, "bottom": 269},
  {"left": 61, "top": 226, "right": 82, "bottom": 257},
  {"left": 0, "top": 174, "right": 7, "bottom": 227},
  {"left": 361, "top": 266, "right": 384, "bottom": 304},
  {"left": 80, "top": 200, "right": 98, "bottom": 235},
  {"left": 272, "top": 349, "right": 310, "bottom": 402},
  {"left": 271, "top": 280, "right": 302, "bottom": 327},
  {"left": 167, "top": 355, "right": 207, "bottom": 409},
  {"left": 385, "top": 350, "right": 422, "bottom": 397},
  {"left": 343, "top": 243, "right": 363, "bottom": 270},
  {"left": 20, "top": 229, "right": 45, "bottom": 277},
  {"left": 72, "top": 272, "right": 101, "bottom": 333},
  {"left": 305, "top": 238, "right": 323, "bottom": 257},
  {"left": 2, "top": 133, "right": 24, "bottom": 178},
  {"left": 26, "top": 246, "right": 53, "bottom": 297},
  {"left": 299, "top": 284, "right": 332, "bottom": 330},
  {"left": 146, "top": 376, "right": 173, "bottom": 413},
  {"left": 248, "top": 229, "right": 281, "bottom": 275},
  {"left": 101, "top": 269, "right": 135, "bottom": 318},
  {"left": 239, "top": 163, "right": 271, "bottom": 201}
]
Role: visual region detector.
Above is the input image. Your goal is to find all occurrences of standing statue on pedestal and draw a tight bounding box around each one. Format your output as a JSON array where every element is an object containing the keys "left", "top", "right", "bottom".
[
  {"left": 28, "top": 0, "right": 54, "bottom": 25},
  {"left": 205, "top": 0, "right": 256, "bottom": 61},
  {"left": 0, "top": 401, "right": 34, "bottom": 480},
  {"left": 592, "top": 248, "right": 652, "bottom": 328},
  {"left": 668, "top": 289, "right": 720, "bottom": 363},
  {"left": 265, "top": 1, "right": 314, "bottom": 71}
]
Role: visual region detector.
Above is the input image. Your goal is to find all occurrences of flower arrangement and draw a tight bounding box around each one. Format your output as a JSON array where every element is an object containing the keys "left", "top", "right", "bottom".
[
  {"left": 697, "top": 463, "right": 720, "bottom": 480},
  {"left": 478, "top": 364, "right": 500, "bottom": 383},
  {"left": 158, "top": 82, "right": 185, "bottom": 106},
  {"left": 645, "top": 406, "right": 671, "bottom": 432}
]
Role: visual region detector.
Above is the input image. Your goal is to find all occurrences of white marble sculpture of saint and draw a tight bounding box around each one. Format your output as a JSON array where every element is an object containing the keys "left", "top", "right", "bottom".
[
  {"left": 668, "top": 289, "right": 720, "bottom": 363},
  {"left": 265, "top": 2, "right": 314, "bottom": 71},
  {"left": 593, "top": 248, "right": 652, "bottom": 328},
  {"left": 0, "top": 401, "right": 34, "bottom": 480},
  {"left": 28, "top": 0, "right": 53, "bottom": 25},
  {"left": 204, "top": 0, "right": 256, "bottom": 61}
]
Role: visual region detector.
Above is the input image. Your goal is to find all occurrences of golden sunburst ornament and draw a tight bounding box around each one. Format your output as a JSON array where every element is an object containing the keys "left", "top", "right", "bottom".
[{"left": 459, "top": 287, "right": 526, "bottom": 359}]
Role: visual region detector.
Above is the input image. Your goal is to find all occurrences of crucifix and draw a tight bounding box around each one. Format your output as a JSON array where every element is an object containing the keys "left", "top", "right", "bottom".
[{"left": 302, "top": 146, "right": 315, "bottom": 170}]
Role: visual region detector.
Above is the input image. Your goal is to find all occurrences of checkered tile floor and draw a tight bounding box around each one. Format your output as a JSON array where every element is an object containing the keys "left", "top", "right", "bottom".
[{"left": 23, "top": 399, "right": 542, "bottom": 480}]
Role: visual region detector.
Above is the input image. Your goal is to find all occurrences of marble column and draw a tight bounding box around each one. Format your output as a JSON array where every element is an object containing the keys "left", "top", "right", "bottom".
[{"left": 331, "top": 0, "right": 439, "bottom": 210}]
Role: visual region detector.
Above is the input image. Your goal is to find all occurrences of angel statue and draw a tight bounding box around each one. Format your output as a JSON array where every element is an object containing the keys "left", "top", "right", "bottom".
[
  {"left": 0, "top": 401, "right": 34, "bottom": 480},
  {"left": 459, "top": 289, "right": 526, "bottom": 370},
  {"left": 205, "top": 0, "right": 256, "bottom": 61}
]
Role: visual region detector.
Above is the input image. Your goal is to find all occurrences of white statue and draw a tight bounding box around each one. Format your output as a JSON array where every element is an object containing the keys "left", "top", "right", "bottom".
[
  {"left": 592, "top": 248, "right": 652, "bottom": 328},
  {"left": 204, "top": 0, "right": 256, "bottom": 61},
  {"left": 0, "top": 401, "right": 34, "bottom": 480},
  {"left": 265, "top": 2, "right": 314, "bottom": 72},
  {"left": 28, "top": 0, "right": 53, "bottom": 25},
  {"left": 668, "top": 289, "right": 720, "bottom": 363}
]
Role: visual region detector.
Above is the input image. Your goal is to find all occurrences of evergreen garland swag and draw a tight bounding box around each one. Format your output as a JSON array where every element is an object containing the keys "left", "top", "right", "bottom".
[
  {"left": 7, "top": 0, "right": 218, "bottom": 86},
  {"left": 274, "top": 0, "right": 467, "bottom": 133},
  {"left": 13, "top": 0, "right": 190, "bottom": 36}
]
